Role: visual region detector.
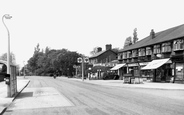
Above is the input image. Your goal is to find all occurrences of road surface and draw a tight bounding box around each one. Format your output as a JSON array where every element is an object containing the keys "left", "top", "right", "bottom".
[{"left": 3, "top": 76, "right": 184, "bottom": 115}]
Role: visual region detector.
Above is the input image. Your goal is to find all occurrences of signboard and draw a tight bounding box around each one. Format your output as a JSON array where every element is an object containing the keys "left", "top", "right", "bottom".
[{"left": 77, "top": 57, "right": 83, "bottom": 63}]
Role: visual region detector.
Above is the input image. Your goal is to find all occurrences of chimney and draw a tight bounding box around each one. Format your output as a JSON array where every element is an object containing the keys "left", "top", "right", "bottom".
[
  {"left": 97, "top": 47, "right": 102, "bottom": 52},
  {"left": 106, "top": 44, "right": 112, "bottom": 50},
  {"left": 150, "top": 29, "right": 155, "bottom": 39}
]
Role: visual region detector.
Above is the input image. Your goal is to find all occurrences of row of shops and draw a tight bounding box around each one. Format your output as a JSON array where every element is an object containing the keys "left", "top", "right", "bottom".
[
  {"left": 111, "top": 57, "right": 184, "bottom": 83},
  {"left": 88, "top": 24, "right": 184, "bottom": 83}
]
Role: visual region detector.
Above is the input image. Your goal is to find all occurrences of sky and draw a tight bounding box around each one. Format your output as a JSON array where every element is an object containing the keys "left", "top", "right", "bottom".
[{"left": 0, "top": 0, "right": 184, "bottom": 68}]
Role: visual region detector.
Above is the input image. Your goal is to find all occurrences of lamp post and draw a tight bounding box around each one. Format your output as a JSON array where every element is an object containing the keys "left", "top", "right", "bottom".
[
  {"left": 23, "top": 61, "right": 25, "bottom": 78},
  {"left": 88, "top": 67, "right": 91, "bottom": 80},
  {"left": 2, "top": 14, "right": 12, "bottom": 97},
  {"left": 77, "top": 57, "right": 89, "bottom": 81}
]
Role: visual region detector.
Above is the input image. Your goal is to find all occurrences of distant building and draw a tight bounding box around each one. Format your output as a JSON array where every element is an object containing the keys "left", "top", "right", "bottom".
[
  {"left": 89, "top": 44, "right": 118, "bottom": 67},
  {"left": 88, "top": 44, "right": 118, "bottom": 79}
]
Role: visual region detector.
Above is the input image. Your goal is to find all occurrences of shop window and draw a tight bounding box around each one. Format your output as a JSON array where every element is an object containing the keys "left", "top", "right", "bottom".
[
  {"left": 132, "top": 50, "right": 138, "bottom": 57},
  {"left": 173, "top": 39, "right": 184, "bottom": 51},
  {"left": 153, "top": 45, "right": 161, "bottom": 54},
  {"left": 118, "top": 54, "right": 122, "bottom": 60},
  {"left": 138, "top": 48, "right": 145, "bottom": 56},
  {"left": 175, "top": 63, "right": 184, "bottom": 81},
  {"left": 134, "top": 66, "right": 139, "bottom": 76},
  {"left": 162, "top": 42, "right": 171, "bottom": 53},
  {"left": 146, "top": 47, "right": 152, "bottom": 55}
]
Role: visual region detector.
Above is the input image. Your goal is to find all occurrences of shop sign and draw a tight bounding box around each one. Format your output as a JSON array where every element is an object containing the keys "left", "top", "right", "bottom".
[
  {"left": 139, "top": 62, "right": 148, "bottom": 66},
  {"left": 128, "top": 63, "right": 138, "bottom": 67}
]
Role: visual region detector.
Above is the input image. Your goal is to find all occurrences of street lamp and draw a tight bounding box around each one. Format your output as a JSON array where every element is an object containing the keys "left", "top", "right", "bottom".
[
  {"left": 2, "top": 14, "right": 12, "bottom": 74},
  {"left": 2, "top": 14, "right": 12, "bottom": 97},
  {"left": 77, "top": 57, "right": 89, "bottom": 81}
]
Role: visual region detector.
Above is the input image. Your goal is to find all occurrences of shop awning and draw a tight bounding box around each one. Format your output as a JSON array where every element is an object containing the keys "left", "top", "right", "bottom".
[
  {"left": 110, "top": 64, "right": 126, "bottom": 70},
  {"left": 141, "top": 58, "right": 170, "bottom": 70}
]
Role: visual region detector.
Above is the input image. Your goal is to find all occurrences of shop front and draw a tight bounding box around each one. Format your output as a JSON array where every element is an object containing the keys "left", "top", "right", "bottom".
[
  {"left": 171, "top": 55, "right": 184, "bottom": 83},
  {"left": 110, "top": 63, "right": 126, "bottom": 80},
  {"left": 141, "top": 58, "right": 172, "bottom": 82},
  {"left": 123, "top": 62, "right": 148, "bottom": 83}
]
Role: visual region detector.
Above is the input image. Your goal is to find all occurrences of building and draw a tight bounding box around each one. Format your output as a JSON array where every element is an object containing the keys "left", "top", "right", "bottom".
[
  {"left": 89, "top": 44, "right": 118, "bottom": 67},
  {"left": 89, "top": 44, "right": 118, "bottom": 79},
  {"left": 116, "top": 24, "right": 184, "bottom": 83}
]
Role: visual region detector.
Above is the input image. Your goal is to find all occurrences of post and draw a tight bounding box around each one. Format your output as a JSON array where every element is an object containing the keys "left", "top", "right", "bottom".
[
  {"left": 23, "top": 61, "right": 25, "bottom": 78},
  {"left": 81, "top": 58, "right": 84, "bottom": 81},
  {"left": 75, "top": 67, "right": 77, "bottom": 76},
  {"left": 2, "top": 14, "right": 12, "bottom": 97}
]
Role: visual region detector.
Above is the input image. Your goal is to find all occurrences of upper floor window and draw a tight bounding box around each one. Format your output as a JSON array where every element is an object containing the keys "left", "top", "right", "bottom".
[
  {"left": 132, "top": 50, "right": 138, "bottom": 57},
  {"left": 173, "top": 39, "right": 184, "bottom": 51},
  {"left": 146, "top": 47, "right": 152, "bottom": 55},
  {"left": 138, "top": 48, "right": 145, "bottom": 56},
  {"left": 122, "top": 52, "right": 127, "bottom": 59},
  {"left": 153, "top": 44, "right": 161, "bottom": 54},
  {"left": 162, "top": 42, "right": 171, "bottom": 53},
  {"left": 127, "top": 51, "right": 132, "bottom": 58},
  {"left": 118, "top": 53, "right": 123, "bottom": 60}
]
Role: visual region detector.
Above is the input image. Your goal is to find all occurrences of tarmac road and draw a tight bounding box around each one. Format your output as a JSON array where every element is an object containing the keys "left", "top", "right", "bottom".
[{"left": 3, "top": 76, "right": 184, "bottom": 115}]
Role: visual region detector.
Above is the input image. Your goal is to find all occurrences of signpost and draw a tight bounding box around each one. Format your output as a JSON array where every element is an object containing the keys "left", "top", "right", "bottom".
[{"left": 77, "top": 57, "right": 89, "bottom": 81}]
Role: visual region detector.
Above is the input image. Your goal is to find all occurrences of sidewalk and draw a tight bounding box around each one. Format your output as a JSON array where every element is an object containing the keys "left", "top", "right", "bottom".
[
  {"left": 0, "top": 76, "right": 30, "bottom": 114},
  {"left": 66, "top": 77, "right": 184, "bottom": 90}
]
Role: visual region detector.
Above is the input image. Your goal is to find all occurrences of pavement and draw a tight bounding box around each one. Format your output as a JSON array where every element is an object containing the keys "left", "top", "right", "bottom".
[
  {"left": 66, "top": 77, "right": 184, "bottom": 90},
  {"left": 0, "top": 76, "right": 30, "bottom": 115}
]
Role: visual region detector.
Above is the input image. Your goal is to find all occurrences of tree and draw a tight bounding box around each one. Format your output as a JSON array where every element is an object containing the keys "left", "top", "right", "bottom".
[
  {"left": 90, "top": 47, "right": 101, "bottom": 55},
  {"left": 0, "top": 52, "right": 16, "bottom": 64},
  {"left": 123, "top": 36, "right": 132, "bottom": 48},
  {"left": 27, "top": 43, "right": 43, "bottom": 75},
  {"left": 133, "top": 28, "right": 138, "bottom": 44},
  {"left": 27, "top": 44, "right": 82, "bottom": 76}
]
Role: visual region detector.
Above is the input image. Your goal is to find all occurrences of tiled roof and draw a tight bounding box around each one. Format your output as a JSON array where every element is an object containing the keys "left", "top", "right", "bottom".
[
  {"left": 89, "top": 50, "right": 106, "bottom": 58},
  {"left": 119, "top": 24, "right": 184, "bottom": 52},
  {"left": 89, "top": 49, "right": 117, "bottom": 59}
]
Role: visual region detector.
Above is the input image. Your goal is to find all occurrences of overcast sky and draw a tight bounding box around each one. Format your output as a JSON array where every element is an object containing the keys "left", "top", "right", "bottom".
[{"left": 0, "top": 0, "right": 184, "bottom": 68}]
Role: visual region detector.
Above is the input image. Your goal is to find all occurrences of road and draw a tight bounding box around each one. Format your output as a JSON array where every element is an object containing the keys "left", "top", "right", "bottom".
[{"left": 3, "top": 76, "right": 184, "bottom": 115}]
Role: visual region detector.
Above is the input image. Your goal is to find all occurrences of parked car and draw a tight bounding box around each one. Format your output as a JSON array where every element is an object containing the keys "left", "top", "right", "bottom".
[{"left": 102, "top": 72, "right": 119, "bottom": 80}]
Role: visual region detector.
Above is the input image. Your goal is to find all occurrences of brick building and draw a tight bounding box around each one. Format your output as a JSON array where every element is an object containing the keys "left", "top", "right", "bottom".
[
  {"left": 89, "top": 44, "right": 118, "bottom": 79},
  {"left": 116, "top": 24, "right": 184, "bottom": 83}
]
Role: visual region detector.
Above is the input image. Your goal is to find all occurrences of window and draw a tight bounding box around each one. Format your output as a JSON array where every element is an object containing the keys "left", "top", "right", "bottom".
[
  {"left": 173, "top": 39, "right": 184, "bottom": 51},
  {"left": 153, "top": 45, "right": 161, "bottom": 54},
  {"left": 132, "top": 50, "right": 138, "bottom": 57},
  {"left": 122, "top": 52, "right": 127, "bottom": 59},
  {"left": 138, "top": 48, "right": 145, "bottom": 56},
  {"left": 118, "top": 54, "right": 121, "bottom": 60},
  {"left": 127, "top": 51, "right": 132, "bottom": 58},
  {"left": 146, "top": 47, "right": 152, "bottom": 55},
  {"left": 162, "top": 42, "right": 171, "bottom": 53}
]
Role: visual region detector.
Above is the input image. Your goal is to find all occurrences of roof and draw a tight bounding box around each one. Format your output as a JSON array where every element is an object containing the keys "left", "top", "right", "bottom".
[
  {"left": 89, "top": 49, "right": 117, "bottom": 59},
  {"left": 119, "top": 24, "right": 184, "bottom": 52}
]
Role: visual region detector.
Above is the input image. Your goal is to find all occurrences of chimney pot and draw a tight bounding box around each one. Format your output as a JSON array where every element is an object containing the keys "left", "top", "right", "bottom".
[
  {"left": 106, "top": 44, "right": 112, "bottom": 50},
  {"left": 150, "top": 29, "right": 155, "bottom": 39}
]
